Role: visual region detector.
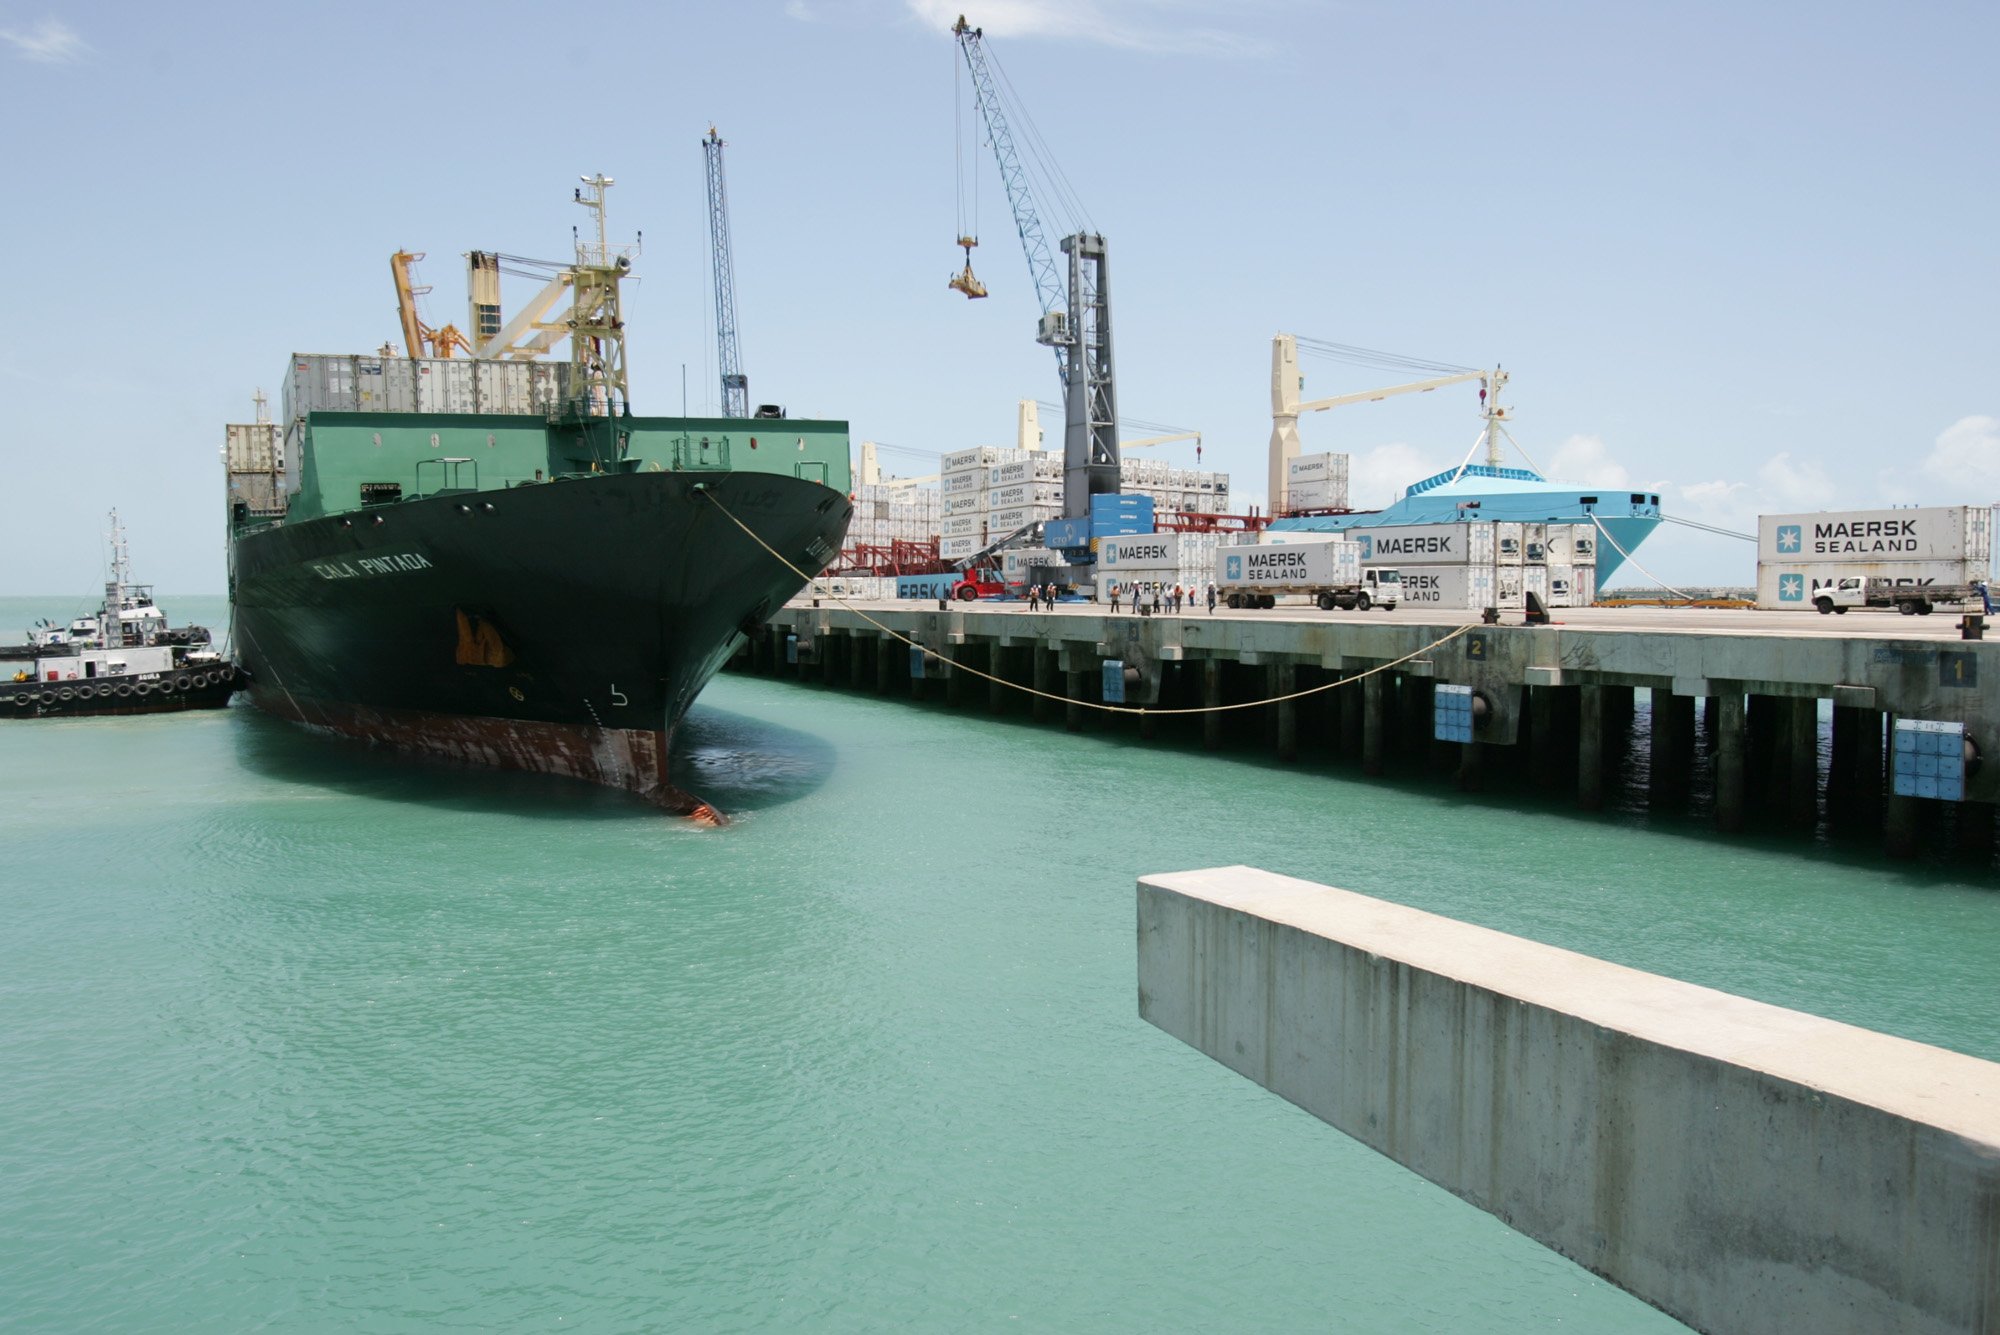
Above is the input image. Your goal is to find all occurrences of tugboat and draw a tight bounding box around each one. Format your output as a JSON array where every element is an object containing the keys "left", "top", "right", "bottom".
[{"left": 0, "top": 512, "right": 238, "bottom": 719}]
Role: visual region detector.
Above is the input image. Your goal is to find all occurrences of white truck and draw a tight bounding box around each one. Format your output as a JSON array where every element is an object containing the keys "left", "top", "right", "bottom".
[
  {"left": 1216, "top": 539, "right": 1398, "bottom": 610},
  {"left": 1806, "top": 574, "right": 1991, "bottom": 617}
]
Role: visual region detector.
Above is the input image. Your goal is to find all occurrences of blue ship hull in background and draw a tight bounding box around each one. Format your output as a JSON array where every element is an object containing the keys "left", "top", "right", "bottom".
[{"left": 1266, "top": 463, "right": 1663, "bottom": 585}]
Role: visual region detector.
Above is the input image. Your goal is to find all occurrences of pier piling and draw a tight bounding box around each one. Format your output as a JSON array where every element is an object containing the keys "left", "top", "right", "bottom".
[{"left": 1716, "top": 692, "right": 1747, "bottom": 833}]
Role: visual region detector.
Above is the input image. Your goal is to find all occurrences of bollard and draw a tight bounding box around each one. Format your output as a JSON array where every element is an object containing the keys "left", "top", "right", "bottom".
[{"left": 1962, "top": 613, "right": 1984, "bottom": 641}]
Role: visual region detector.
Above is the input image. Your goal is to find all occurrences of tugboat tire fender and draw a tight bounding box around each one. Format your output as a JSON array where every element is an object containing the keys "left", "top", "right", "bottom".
[
  {"left": 134, "top": 682, "right": 153, "bottom": 696},
  {"left": 58, "top": 687, "right": 74, "bottom": 701},
  {"left": 41, "top": 690, "right": 58, "bottom": 704},
  {"left": 75, "top": 685, "right": 93, "bottom": 701},
  {"left": 115, "top": 683, "right": 133, "bottom": 698},
  {"left": 174, "top": 674, "right": 191, "bottom": 691}
]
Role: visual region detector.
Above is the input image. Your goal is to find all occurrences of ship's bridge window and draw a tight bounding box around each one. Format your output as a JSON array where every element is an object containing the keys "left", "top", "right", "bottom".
[
  {"left": 1650, "top": 494, "right": 1660, "bottom": 505},
  {"left": 1629, "top": 493, "right": 1645, "bottom": 504},
  {"left": 1579, "top": 495, "right": 1598, "bottom": 506}
]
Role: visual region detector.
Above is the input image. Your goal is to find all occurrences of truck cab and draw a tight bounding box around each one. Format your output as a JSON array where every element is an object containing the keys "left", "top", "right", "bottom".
[{"left": 1363, "top": 567, "right": 1400, "bottom": 609}]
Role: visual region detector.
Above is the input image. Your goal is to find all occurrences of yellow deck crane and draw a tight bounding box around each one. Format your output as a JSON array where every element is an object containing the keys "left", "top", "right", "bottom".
[{"left": 390, "top": 250, "right": 473, "bottom": 358}]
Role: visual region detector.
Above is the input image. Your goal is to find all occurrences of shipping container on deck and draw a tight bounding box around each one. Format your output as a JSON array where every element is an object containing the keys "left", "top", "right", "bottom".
[
  {"left": 938, "top": 535, "right": 981, "bottom": 560},
  {"left": 942, "top": 492, "right": 983, "bottom": 516},
  {"left": 1757, "top": 506, "right": 1994, "bottom": 566},
  {"left": 941, "top": 471, "right": 982, "bottom": 495},
  {"left": 225, "top": 423, "right": 282, "bottom": 472},
  {"left": 940, "top": 515, "right": 986, "bottom": 540},
  {"left": 1496, "top": 522, "right": 1525, "bottom": 564}
]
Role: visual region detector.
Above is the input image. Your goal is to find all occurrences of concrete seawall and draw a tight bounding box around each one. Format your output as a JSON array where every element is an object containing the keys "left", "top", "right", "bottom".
[
  {"left": 1136, "top": 867, "right": 2000, "bottom": 1334},
  {"left": 741, "top": 600, "right": 2000, "bottom": 860}
]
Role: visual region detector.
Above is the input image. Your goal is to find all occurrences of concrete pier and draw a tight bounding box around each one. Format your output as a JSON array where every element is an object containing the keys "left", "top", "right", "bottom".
[
  {"left": 734, "top": 601, "right": 2000, "bottom": 861},
  {"left": 1136, "top": 866, "right": 2000, "bottom": 1335}
]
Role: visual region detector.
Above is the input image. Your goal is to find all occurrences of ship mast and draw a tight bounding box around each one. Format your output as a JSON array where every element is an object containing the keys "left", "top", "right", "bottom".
[
  {"left": 103, "top": 510, "right": 129, "bottom": 650},
  {"left": 568, "top": 174, "right": 631, "bottom": 417}
]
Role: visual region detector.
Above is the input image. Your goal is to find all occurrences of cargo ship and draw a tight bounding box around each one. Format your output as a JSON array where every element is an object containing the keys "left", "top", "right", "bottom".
[
  {"left": 1265, "top": 335, "right": 1663, "bottom": 583},
  {"left": 225, "top": 178, "right": 852, "bottom": 818}
]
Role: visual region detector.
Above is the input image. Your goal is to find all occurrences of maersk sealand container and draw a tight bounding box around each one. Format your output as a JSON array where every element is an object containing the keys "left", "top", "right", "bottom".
[{"left": 1757, "top": 506, "right": 1993, "bottom": 566}]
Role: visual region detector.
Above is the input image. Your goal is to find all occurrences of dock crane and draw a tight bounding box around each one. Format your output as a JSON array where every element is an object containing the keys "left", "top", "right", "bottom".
[
  {"left": 951, "top": 15, "right": 1119, "bottom": 520},
  {"left": 390, "top": 251, "right": 473, "bottom": 358},
  {"left": 703, "top": 126, "right": 750, "bottom": 418},
  {"left": 1268, "top": 332, "right": 1506, "bottom": 512}
]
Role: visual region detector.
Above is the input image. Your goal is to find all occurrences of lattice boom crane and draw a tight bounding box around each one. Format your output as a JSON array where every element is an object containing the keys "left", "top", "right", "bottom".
[{"left": 703, "top": 126, "right": 749, "bottom": 419}]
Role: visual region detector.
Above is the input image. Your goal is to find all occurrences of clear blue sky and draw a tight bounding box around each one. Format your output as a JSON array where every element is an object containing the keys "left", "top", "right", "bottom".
[{"left": 1, "top": 0, "right": 1993, "bottom": 592}]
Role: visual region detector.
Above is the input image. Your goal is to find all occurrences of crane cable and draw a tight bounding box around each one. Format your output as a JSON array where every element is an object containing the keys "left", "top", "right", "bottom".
[{"left": 702, "top": 491, "right": 1477, "bottom": 716}]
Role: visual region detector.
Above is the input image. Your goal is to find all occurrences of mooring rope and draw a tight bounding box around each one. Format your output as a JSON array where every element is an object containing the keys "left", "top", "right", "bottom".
[
  {"left": 1590, "top": 514, "right": 1696, "bottom": 602},
  {"left": 701, "top": 491, "right": 1478, "bottom": 717}
]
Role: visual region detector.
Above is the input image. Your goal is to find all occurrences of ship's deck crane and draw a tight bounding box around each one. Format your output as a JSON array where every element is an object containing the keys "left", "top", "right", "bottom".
[
  {"left": 703, "top": 126, "right": 750, "bottom": 418},
  {"left": 1268, "top": 332, "right": 1506, "bottom": 512},
  {"left": 390, "top": 251, "right": 473, "bottom": 358},
  {"left": 951, "top": 14, "right": 1118, "bottom": 519}
]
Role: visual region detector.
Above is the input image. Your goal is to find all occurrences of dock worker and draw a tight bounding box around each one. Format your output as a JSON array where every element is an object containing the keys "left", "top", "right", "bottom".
[{"left": 1109, "top": 581, "right": 1121, "bottom": 613}]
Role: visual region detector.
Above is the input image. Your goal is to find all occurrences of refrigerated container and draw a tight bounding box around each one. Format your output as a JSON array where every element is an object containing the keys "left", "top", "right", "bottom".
[{"left": 1758, "top": 506, "right": 1993, "bottom": 566}]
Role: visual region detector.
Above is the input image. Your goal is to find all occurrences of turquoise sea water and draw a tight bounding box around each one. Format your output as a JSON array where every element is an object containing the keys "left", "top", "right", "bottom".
[{"left": 3, "top": 595, "right": 1995, "bottom": 1332}]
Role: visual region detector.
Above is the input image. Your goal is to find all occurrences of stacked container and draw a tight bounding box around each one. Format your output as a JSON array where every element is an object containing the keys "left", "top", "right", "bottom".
[
  {"left": 1753, "top": 506, "right": 1994, "bottom": 609},
  {"left": 939, "top": 447, "right": 1007, "bottom": 560},
  {"left": 1284, "top": 452, "right": 1350, "bottom": 512},
  {"left": 1351, "top": 520, "right": 1599, "bottom": 609},
  {"left": 840, "top": 484, "right": 944, "bottom": 567},
  {"left": 1115, "top": 459, "right": 1232, "bottom": 517}
]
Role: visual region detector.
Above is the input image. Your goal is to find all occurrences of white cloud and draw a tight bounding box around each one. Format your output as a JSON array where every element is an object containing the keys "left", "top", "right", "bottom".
[
  {"left": 1348, "top": 441, "right": 1449, "bottom": 510},
  {"left": 0, "top": 17, "right": 86, "bottom": 63},
  {"left": 1756, "top": 450, "right": 1837, "bottom": 510},
  {"left": 1543, "top": 433, "right": 1630, "bottom": 489},
  {"left": 903, "top": 0, "right": 1272, "bottom": 56},
  {"left": 1921, "top": 415, "right": 2000, "bottom": 496}
]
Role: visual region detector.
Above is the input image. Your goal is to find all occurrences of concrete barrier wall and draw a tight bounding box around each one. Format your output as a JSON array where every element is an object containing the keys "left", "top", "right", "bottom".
[{"left": 1137, "top": 867, "right": 2000, "bottom": 1335}]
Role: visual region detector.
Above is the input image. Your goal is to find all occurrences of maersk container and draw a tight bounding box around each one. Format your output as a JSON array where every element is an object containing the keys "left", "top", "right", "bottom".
[
  {"left": 1286, "top": 451, "right": 1347, "bottom": 482},
  {"left": 1495, "top": 522, "right": 1525, "bottom": 564},
  {"left": 988, "top": 482, "right": 1061, "bottom": 510},
  {"left": 989, "top": 456, "right": 1062, "bottom": 487},
  {"left": 941, "top": 471, "right": 981, "bottom": 496},
  {"left": 1391, "top": 564, "right": 1497, "bottom": 610},
  {"left": 1753, "top": 560, "right": 1987, "bottom": 610},
  {"left": 1757, "top": 506, "right": 1993, "bottom": 566},
  {"left": 1098, "top": 533, "right": 1181, "bottom": 570},
  {"left": 942, "top": 492, "right": 982, "bottom": 516},
  {"left": 1525, "top": 566, "right": 1550, "bottom": 602},
  {"left": 940, "top": 515, "right": 985, "bottom": 539},
  {"left": 1217, "top": 540, "right": 1361, "bottom": 590},
  {"left": 1350, "top": 522, "right": 1494, "bottom": 567},
  {"left": 938, "top": 535, "right": 981, "bottom": 560},
  {"left": 943, "top": 445, "right": 1017, "bottom": 474},
  {"left": 988, "top": 505, "right": 1054, "bottom": 533}
]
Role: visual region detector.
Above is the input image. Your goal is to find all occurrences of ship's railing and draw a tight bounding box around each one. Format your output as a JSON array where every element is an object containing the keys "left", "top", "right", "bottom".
[{"left": 671, "top": 434, "right": 732, "bottom": 471}]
